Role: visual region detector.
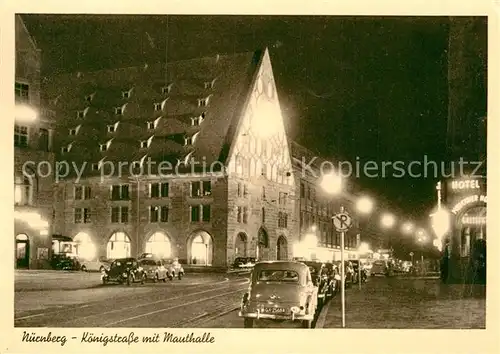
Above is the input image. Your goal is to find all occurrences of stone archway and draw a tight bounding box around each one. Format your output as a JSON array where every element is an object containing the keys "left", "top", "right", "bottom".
[
  {"left": 277, "top": 235, "right": 288, "bottom": 260},
  {"left": 15, "top": 233, "right": 30, "bottom": 268},
  {"left": 235, "top": 232, "right": 248, "bottom": 257},
  {"left": 73, "top": 232, "right": 96, "bottom": 261},
  {"left": 257, "top": 227, "right": 269, "bottom": 261},
  {"left": 145, "top": 231, "right": 172, "bottom": 258},
  {"left": 106, "top": 232, "right": 131, "bottom": 259},
  {"left": 188, "top": 230, "right": 213, "bottom": 266}
]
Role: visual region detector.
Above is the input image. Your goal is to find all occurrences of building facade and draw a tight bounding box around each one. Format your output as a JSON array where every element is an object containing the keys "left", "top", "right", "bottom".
[
  {"left": 14, "top": 15, "right": 55, "bottom": 269},
  {"left": 46, "top": 49, "right": 297, "bottom": 267},
  {"left": 290, "top": 142, "right": 360, "bottom": 262},
  {"left": 440, "top": 17, "right": 487, "bottom": 284}
]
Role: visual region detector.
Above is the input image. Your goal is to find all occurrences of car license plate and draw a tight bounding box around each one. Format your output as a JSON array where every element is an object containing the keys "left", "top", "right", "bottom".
[{"left": 262, "top": 307, "right": 286, "bottom": 314}]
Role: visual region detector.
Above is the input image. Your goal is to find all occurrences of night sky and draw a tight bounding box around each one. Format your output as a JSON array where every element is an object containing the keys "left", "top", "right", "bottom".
[{"left": 22, "top": 15, "right": 473, "bottom": 256}]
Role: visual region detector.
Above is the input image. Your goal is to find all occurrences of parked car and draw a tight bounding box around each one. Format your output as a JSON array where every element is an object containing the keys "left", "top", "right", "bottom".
[
  {"left": 139, "top": 258, "right": 168, "bottom": 282},
  {"left": 101, "top": 258, "right": 146, "bottom": 286},
  {"left": 51, "top": 254, "right": 80, "bottom": 271},
  {"left": 79, "top": 256, "right": 112, "bottom": 272},
  {"left": 301, "top": 261, "right": 329, "bottom": 308},
  {"left": 371, "top": 260, "right": 390, "bottom": 277},
  {"left": 233, "top": 257, "right": 257, "bottom": 269},
  {"left": 164, "top": 258, "right": 185, "bottom": 280},
  {"left": 239, "top": 261, "right": 318, "bottom": 328}
]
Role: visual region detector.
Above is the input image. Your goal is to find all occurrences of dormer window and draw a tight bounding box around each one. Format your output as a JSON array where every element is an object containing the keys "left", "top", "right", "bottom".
[
  {"left": 114, "top": 104, "right": 127, "bottom": 115},
  {"left": 132, "top": 154, "right": 148, "bottom": 169},
  {"left": 92, "top": 158, "right": 106, "bottom": 171},
  {"left": 197, "top": 95, "right": 212, "bottom": 107},
  {"left": 107, "top": 122, "right": 119, "bottom": 133},
  {"left": 147, "top": 116, "right": 161, "bottom": 130},
  {"left": 204, "top": 79, "right": 216, "bottom": 89},
  {"left": 69, "top": 125, "right": 82, "bottom": 136},
  {"left": 85, "top": 93, "right": 95, "bottom": 103},
  {"left": 191, "top": 113, "right": 205, "bottom": 126},
  {"left": 140, "top": 136, "right": 154, "bottom": 149},
  {"left": 61, "top": 143, "right": 73, "bottom": 153},
  {"left": 122, "top": 88, "right": 133, "bottom": 99},
  {"left": 76, "top": 107, "right": 89, "bottom": 118},
  {"left": 184, "top": 132, "right": 200, "bottom": 146},
  {"left": 154, "top": 98, "right": 169, "bottom": 112},
  {"left": 162, "top": 83, "right": 173, "bottom": 94}
]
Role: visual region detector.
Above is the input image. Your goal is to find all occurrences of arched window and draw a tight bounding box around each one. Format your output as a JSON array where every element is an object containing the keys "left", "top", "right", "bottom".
[
  {"left": 235, "top": 232, "right": 248, "bottom": 257},
  {"left": 189, "top": 231, "right": 213, "bottom": 266},
  {"left": 145, "top": 232, "right": 172, "bottom": 258},
  {"left": 106, "top": 232, "right": 131, "bottom": 259}
]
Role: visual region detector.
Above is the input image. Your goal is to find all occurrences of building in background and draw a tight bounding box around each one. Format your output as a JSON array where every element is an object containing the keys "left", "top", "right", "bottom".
[
  {"left": 440, "top": 17, "right": 487, "bottom": 284},
  {"left": 290, "top": 141, "right": 360, "bottom": 262},
  {"left": 14, "top": 15, "right": 55, "bottom": 269},
  {"left": 45, "top": 48, "right": 297, "bottom": 267}
]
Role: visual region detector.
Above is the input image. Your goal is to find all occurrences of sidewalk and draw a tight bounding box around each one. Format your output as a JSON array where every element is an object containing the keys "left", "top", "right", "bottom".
[
  {"left": 322, "top": 277, "right": 485, "bottom": 329},
  {"left": 15, "top": 270, "right": 102, "bottom": 292}
]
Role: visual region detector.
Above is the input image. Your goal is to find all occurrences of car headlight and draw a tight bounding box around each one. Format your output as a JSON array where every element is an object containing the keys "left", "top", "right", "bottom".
[{"left": 290, "top": 306, "right": 300, "bottom": 313}]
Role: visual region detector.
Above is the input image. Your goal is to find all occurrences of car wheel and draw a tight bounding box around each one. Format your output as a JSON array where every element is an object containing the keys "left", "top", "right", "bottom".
[
  {"left": 81, "top": 265, "right": 87, "bottom": 272},
  {"left": 243, "top": 318, "right": 254, "bottom": 328},
  {"left": 127, "top": 274, "right": 132, "bottom": 286},
  {"left": 162, "top": 275, "right": 167, "bottom": 282},
  {"left": 99, "top": 266, "right": 104, "bottom": 273},
  {"left": 154, "top": 274, "right": 158, "bottom": 283},
  {"left": 102, "top": 277, "right": 107, "bottom": 285},
  {"left": 302, "top": 320, "right": 312, "bottom": 328},
  {"left": 178, "top": 273, "right": 183, "bottom": 280}
]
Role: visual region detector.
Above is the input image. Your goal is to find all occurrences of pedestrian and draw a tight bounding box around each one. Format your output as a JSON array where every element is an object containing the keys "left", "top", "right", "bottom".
[{"left": 440, "top": 239, "right": 450, "bottom": 283}]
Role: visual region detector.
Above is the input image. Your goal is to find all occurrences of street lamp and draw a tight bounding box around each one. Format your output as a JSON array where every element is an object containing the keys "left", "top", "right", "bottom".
[
  {"left": 320, "top": 171, "right": 347, "bottom": 328},
  {"left": 417, "top": 230, "right": 427, "bottom": 275},
  {"left": 430, "top": 207, "right": 450, "bottom": 241},
  {"left": 402, "top": 222, "right": 414, "bottom": 234},
  {"left": 320, "top": 172, "right": 343, "bottom": 196},
  {"left": 380, "top": 213, "right": 395, "bottom": 228},
  {"left": 356, "top": 196, "right": 374, "bottom": 214},
  {"left": 15, "top": 104, "right": 38, "bottom": 122}
]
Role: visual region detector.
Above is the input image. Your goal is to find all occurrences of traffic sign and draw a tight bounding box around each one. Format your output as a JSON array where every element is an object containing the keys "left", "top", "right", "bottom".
[{"left": 333, "top": 212, "right": 353, "bottom": 232}]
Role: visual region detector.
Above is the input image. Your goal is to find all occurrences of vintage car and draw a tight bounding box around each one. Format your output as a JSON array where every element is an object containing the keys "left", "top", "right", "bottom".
[
  {"left": 138, "top": 258, "right": 168, "bottom": 282},
  {"left": 79, "top": 256, "right": 112, "bottom": 273},
  {"left": 233, "top": 257, "right": 257, "bottom": 269},
  {"left": 239, "top": 261, "right": 318, "bottom": 328},
  {"left": 301, "top": 261, "right": 330, "bottom": 307},
  {"left": 163, "top": 258, "right": 185, "bottom": 280},
  {"left": 101, "top": 258, "right": 146, "bottom": 286}
]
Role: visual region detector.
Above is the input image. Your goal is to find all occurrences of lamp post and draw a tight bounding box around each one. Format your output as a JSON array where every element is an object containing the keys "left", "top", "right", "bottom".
[
  {"left": 355, "top": 197, "right": 373, "bottom": 290},
  {"left": 417, "top": 230, "right": 427, "bottom": 275},
  {"left": 320, "top": 172, "right": 346, "bottom": 327}
]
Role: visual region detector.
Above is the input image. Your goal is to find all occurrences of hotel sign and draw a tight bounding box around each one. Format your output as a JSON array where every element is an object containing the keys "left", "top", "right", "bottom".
[
  {"left": 450, "top": 179, "right": 481, "bottom": 190},
  {"left": 451, "top": 194, "right": 487, "bottom": 215}
]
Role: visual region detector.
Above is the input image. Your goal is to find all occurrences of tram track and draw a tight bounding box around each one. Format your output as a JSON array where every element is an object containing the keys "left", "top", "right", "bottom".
[{"left": 15, "top": 276, "right": 248, "bottom": 327}]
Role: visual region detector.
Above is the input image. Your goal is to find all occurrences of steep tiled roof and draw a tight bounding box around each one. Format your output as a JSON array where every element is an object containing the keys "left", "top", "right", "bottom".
[{"left": 44, "top": 50, "right": 264, "bottom": 178}]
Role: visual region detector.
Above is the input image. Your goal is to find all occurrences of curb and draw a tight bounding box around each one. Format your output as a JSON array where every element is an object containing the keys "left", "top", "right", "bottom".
[
  {"left": 15, "top": 283, "right": 103, "bottom": 293},
  {"left": 314, "top": 297, "right": 333, "bottom": 329}
]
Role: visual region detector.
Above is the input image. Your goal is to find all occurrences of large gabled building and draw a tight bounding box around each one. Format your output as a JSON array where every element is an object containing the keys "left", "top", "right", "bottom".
[{"left": 44, "top": 48, "right": 297, "bottom": 267}]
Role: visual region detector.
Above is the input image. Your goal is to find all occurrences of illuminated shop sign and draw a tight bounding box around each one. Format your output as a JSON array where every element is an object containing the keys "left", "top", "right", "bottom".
[
  {"left": 450, "top": 179, "right": 481, "bottom": 190},
  {"left": 460, "top": 216, "right": 486, "bottom": 225},
  {"left": 451, "top": 195, "right": 487, "bottom": 215}
]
